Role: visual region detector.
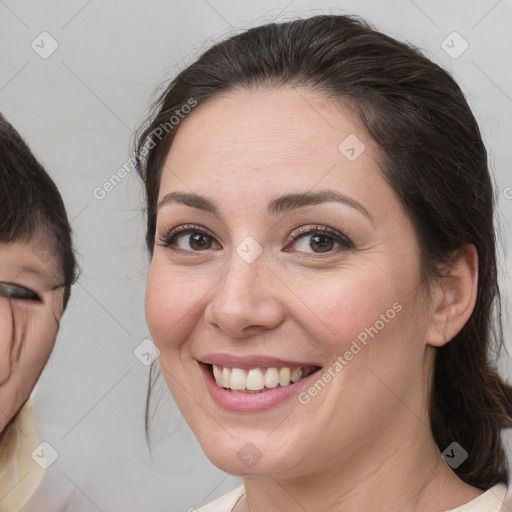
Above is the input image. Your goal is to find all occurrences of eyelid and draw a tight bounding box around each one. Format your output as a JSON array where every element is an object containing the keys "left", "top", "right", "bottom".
[
  {"left": 0, "top": 281, "right": 42, "bottom": 302},
  {"left": 288, "top": 224, "right": 353, "bottom": 247},
  {"left": 158, "top": 223, "right": 353, "bottom": 255},
  {"left": 157, "top": 224, "right": 220, "bottom": 250}
]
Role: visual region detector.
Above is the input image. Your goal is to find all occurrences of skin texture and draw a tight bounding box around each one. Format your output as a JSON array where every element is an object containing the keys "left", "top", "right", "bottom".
[
  {"left": 146, "top": 88, "right": 482, "bottom": 511},
  {"left": 0, "top": 237, "right": 64, "bottom": 432}
]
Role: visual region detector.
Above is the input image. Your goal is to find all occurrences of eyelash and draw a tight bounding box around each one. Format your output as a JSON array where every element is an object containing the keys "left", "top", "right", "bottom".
[
  {"left": 157, "top": 224, "right": 210, "bottom": 247},
  {"left": 156, "top": 223, "right": 354, "bottom": 256},
  {"left": 0, "top": 282, "right": 41, "bottom": 302},
  {"left": 287, "top": 225, "right": 354, "bottom": 254}
]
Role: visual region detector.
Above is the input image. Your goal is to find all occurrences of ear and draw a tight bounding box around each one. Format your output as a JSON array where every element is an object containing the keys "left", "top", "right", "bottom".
[{"left": 426, "top": 244, "right": 479, "bottom": 347}]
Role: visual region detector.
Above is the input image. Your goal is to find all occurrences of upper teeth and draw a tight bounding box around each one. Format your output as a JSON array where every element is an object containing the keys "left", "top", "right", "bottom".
[{"left": 212, "top": 364, "right": 315, "bottom": 392}]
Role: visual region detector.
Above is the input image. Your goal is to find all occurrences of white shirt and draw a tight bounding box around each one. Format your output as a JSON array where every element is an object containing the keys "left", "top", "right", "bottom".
[
  {"left": 0, "top": 401, "right": 44, "bottom": 512},
  {"left": 197, "top": 483, "right": 508, "bottom": 512}
]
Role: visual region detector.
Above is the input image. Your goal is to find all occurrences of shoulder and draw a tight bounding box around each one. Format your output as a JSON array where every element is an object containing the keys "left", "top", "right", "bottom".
[
  {"left": 196, "top": 485, "right": 245, "bottom": 512},
  {"left": 445, "top": 484, "right": 507, "bottom": 512}
]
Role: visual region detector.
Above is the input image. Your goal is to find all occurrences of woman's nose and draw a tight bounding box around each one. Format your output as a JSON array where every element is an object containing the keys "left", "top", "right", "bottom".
[{"left": 204, "top": 253, "right": 286, "bottom": 339}]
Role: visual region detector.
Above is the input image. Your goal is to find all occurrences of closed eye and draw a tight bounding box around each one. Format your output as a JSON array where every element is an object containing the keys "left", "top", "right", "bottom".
[{"left": 0, "top": 281, "right": 41, "bottom": 302}]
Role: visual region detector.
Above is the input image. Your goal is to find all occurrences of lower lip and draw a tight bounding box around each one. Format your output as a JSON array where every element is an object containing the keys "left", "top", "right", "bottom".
[{"left": 200, "top": 363, "right": 320, "bottom": 413}]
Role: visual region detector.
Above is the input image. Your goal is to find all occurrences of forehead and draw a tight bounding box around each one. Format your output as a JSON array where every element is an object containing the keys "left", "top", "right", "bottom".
[
  {"left": 168, "top": 87, "right": 366, "bottom": 167},
  {"left": 0, "top": 237, "right": 61, "bottom": 283},
  {"left": 160, "top": 87, "right": 391, "bottom": 217}
]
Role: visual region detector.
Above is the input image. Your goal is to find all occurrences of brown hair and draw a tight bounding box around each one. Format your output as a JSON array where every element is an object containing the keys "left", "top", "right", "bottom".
[{"left": 135, "top": 14, "right": 512, "bottom": 488}]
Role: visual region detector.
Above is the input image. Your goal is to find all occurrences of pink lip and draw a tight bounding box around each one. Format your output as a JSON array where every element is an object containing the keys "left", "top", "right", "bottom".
[
  {"left": 200, "top": 353, "right": 320, "bottom": 370},
  {"left": 199, "top": 362, "right": 321, "bottom": 413}
]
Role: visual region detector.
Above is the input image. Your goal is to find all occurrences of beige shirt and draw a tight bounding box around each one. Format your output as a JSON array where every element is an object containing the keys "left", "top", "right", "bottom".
[
  {"left": 198, "top": 483, "right": 508, "bottom": 512},
  {"left": 0, "top": 401, "right": 44, "bottom": 512}
]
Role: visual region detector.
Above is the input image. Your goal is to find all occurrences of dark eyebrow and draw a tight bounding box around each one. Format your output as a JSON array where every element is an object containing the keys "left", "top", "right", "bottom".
[
  {"left": 268, "top": 190, "right": 373, "bottom": 222},
  {"left": 158, "top": 192, "right": 219, "bottom": 215},
  {"left": 158, "top": 190, "right": 373, "bottom": 223}
]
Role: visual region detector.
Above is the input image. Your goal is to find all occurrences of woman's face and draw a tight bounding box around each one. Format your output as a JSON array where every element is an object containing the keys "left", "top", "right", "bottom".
[
  {"left": 146, "top": 88, "right": 435, "bottom": 479},
  {"left": 0, "top": 237, "right": 64, "bottom": 431}
]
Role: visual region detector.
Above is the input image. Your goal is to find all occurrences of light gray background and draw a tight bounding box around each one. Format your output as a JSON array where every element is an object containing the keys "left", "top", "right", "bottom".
[{"left": 1, "top": 1, "right": 511, "bottom": 511}]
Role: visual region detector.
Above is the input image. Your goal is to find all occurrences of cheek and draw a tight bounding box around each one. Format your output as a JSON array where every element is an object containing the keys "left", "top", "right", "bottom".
[
  {"left": 24, "top": 318, "right": 58, "bottom": 373},
  {"left": 6, "top": 314, "right": 58, "bottom": 412},
  {"left": 145, "top": 264, "right": 201, "bottom": 353},
  {"left": 296, "top": 269, "right": 403, "bottom": 354},
  {"left": 145, "top": 266, "right": 210, "bottom": 416},
  {"left": 295, "top": 261, "right": 424, "bottom": 392}
]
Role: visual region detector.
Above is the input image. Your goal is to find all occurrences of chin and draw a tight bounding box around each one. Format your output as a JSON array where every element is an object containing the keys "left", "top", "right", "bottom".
[{"left": 196, "top": 427, "right": 305, "bottom": 477}]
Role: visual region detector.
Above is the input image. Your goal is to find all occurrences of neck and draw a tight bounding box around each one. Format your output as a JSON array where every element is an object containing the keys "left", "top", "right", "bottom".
[{"left": 235, "top": 417, "right": 481, "bottom": 512}]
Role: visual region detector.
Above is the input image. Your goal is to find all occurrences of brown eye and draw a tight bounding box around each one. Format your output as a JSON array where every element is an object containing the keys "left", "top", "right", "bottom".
[
  {"left": 158, "top": 224, "right": 221, "bottom": 252},
  {"left": 285, "top": 225, "right": 353, "bottom": 255},
  {"left": 186, "top": 232, "right": 214, "bottom": 250},
  {"left": 0, "top": 281, "right": 41, "bottom": 301},
  {"left": 307, "top": 234, "right": 336, "bottom": 252}
]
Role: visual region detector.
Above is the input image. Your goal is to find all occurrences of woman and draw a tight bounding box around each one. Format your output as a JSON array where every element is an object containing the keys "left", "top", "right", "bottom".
[
  {"left": 0, "top": 114, "right": 77, "bottom": 511},
  {"left": 136, "top": 15, "right": 511, "bottom": 512}
]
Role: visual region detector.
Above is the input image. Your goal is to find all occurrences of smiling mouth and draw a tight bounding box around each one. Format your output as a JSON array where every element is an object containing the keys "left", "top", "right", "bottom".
[{"left": 208, "top": 364, "right": 321, "bottom": 394}]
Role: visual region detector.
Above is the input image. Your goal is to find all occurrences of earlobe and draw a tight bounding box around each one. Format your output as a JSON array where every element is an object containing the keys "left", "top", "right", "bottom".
[{"left": 426, "top": 244, "right": 479, "bottom": 348}]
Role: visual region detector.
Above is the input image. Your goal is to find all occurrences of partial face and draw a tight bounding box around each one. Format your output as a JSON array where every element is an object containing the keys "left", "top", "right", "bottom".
[
  {"left": 0, "top": 237, "right": 64, "bottom": 431},
  {"left": 146, "top": 88, "right": 433, "bottom": 479}
]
